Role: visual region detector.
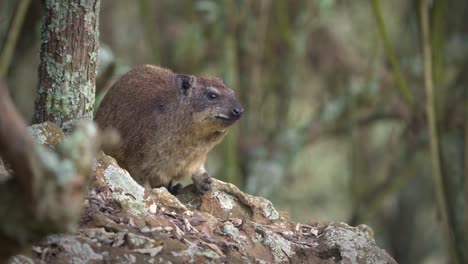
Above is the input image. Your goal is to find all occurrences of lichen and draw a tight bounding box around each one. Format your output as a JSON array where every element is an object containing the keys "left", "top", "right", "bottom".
[
  {"left": 262, "top": 234, "right": 295, "bottom": 263},
  {"left": 253, "top": 223, "right": 297, "bottom": 263},
  {"left": 44, "top": 59, "right": 95, "bottom": 121},
  {"left": 213, "top": 191, "right": 235, "bottom": 210},
  {"left": 65, "top": 54, "right": 72, "bottom": 63},
  {"left": 171, "top": 242, "right": 220, "bottom": 262},
  {"left": 80, "top": 0, "right": 100, "bottom": 37},
  {"left": 322, "top": 222, "right": 392, "bottom": 264},
  {"left": 259, "top": 199, "right": 280, "bottom": 220},
  {"left": 46, "top": 0, "right": 68, "bottom": 33},
  {"left": 102, "top": 164, "right": 146, "bottom": 214},
  {"left": 83, "top": 13, "right": 98, "bottom": 34},
  {"left": 29, "top": 126, "right": 48, "bottom": 145},
  {"left": 55, "top": 121, "right": 98, "bottom": 164},
  {"left": 243, "top": 193, "right": 280, "bottom": 220},
  {"left": 31, "top": 123, "right": 98, "bottom": 189},
  {"left": 89, "top": 51, "right": 98, "bottom": 63},
  {"left": 252, "top": 232, "right": 263, "bottom": 243},
  {"left": 34, "top": 145, "right": 76, "bottom": 188},
  {"left": 223, "top": 222, "right": 246, "bottom": 243},
  {"left": 46, "top": 234, "right": 103, "bottom": 262}
]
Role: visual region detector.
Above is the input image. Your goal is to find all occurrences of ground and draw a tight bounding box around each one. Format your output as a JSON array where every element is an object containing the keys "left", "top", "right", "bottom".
[{"left": 9, "top": 122, "right": 396, "bottom": 263}]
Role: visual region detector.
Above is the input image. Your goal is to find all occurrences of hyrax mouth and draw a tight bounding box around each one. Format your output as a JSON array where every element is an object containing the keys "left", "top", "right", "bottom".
[
  {"left": 215, "top": 113, "right": 233, "bottom": 122},
  {"left": 214, "top": 106, "right": 243, "bottom": 123}
]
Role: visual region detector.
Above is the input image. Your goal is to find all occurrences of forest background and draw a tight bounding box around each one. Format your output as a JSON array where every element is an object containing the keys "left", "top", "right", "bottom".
[{"left": 1, "top": 1, "right": 467, "bottom": 263}]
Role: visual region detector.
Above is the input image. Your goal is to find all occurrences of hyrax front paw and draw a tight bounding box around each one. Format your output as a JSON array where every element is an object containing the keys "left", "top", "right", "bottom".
[
  {"left": 192, "top": 172, "right": 212, "bottom": 194},
  {"left": 167, "top": 180, "right": 183, "bottom": 195}
]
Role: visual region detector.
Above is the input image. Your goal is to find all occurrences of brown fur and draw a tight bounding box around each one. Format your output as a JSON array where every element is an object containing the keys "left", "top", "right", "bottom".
[{"left": 94, "top": 65, "right": 243, "bottom": 189}]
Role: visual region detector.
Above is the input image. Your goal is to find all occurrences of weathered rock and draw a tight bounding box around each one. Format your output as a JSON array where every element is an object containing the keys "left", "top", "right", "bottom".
[
  {"left": 9, "top": 122, "right": 397, "bottom": 263},
  {"left": 28, "top": 121, "right": 64, "bottom": 149}
]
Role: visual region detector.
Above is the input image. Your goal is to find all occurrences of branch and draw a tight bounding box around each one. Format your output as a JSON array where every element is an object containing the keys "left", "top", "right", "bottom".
[
  {"left": 420, "top": 1, "right": 460, "bottom": 263},
  {"left": 465, "top": 107, "right": 468, "bottom": 254},
  {"left": 0, "top": 0, "right": 31, "bottom": 78},
  {"left": 0, "top": 81, "right": 102, "bottom": 261},
  {"left": 0, "top": 80, "right": 36, "bottom": 200},
  {"left": 371, "top": 0, "right": 413, "bottom": 105}
]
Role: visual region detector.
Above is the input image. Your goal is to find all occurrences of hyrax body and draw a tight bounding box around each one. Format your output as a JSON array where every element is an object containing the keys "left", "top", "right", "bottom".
[{"left": 94, "top": 65, "right": 243, "bottom": 193}]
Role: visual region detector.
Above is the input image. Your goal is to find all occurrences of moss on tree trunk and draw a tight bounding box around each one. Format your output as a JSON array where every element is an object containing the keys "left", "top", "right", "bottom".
[{"left": 34, "top": 0, "right": 100, "bottom": 130}]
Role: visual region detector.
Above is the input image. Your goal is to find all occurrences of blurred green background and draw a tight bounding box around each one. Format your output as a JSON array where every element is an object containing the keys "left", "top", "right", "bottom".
[{"left": 1, "top": 1, "right": 467, "bottom": 263}]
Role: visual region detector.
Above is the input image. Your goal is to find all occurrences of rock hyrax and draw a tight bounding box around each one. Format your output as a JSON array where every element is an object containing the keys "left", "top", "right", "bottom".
[{"left": 94, "top": 65, "right": 243, "bottom": 194}]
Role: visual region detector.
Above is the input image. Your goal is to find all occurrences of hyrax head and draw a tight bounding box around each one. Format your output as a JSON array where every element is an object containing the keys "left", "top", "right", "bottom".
[{"left": 174, "top": 74, "right": 243, "bottom": 133}]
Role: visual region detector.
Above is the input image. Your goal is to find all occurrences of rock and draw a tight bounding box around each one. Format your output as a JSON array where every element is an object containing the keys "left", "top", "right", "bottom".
[
  {"left": 9, "top": 122, "right": 396, "bottom": 263},
  {"left": 28, "top": 121, "right": 64, "bottom": 149}
]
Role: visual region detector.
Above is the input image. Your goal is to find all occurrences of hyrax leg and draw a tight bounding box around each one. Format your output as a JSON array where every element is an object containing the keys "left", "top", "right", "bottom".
[{"left": 192, "top": 172, "right": 212, "bottom": 194}]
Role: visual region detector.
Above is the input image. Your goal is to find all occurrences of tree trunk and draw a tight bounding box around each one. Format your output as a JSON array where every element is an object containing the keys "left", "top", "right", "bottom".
[{"left": 34, "top": 0, "right": 100, "bottom": 130}]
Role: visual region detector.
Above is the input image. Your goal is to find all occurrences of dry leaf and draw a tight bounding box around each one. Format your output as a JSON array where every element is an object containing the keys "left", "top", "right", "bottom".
[
  {"left": 205, "top": 242, "right": 224, "bottom": 256},
  {"left": 133, "top": 246, "right": 163, "bottom": 257}
]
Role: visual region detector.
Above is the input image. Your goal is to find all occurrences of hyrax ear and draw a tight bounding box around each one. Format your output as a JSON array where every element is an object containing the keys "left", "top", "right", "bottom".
[{"left": 175, "top": 74, "right": 196, "bottom": 96}]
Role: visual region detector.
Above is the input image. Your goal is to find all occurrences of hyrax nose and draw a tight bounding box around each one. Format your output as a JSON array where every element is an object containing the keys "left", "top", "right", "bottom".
[{"left": 231, "top": 107, "right": 244, "bottom": 118}]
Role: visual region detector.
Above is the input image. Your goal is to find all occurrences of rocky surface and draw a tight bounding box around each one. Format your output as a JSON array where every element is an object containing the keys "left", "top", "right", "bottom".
[{"left": 9, "top": 122, "right": 397, "bottom": 263}]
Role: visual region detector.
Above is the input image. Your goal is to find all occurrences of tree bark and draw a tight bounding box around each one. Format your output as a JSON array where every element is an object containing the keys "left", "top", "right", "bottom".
[{"left": 34, "top": 0, "right": 100, "bottom": 131}]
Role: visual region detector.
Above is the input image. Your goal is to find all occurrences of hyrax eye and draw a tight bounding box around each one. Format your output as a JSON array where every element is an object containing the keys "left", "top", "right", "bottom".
[{"left": 207, "top": 92, "right": 218, "bottom": 100}]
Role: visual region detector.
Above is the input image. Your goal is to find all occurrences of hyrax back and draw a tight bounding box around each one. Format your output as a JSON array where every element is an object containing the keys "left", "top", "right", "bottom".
[{"left": 94, "top": 65, "right": 243, "bottom": 193}]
